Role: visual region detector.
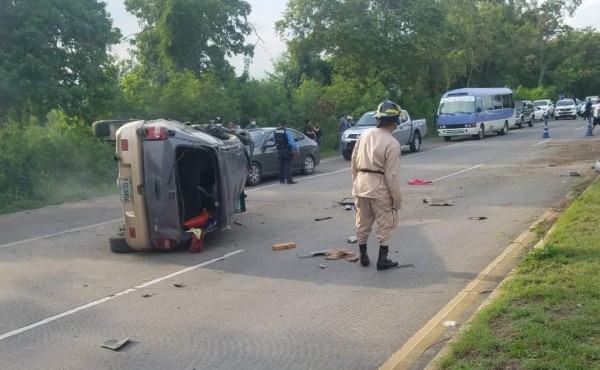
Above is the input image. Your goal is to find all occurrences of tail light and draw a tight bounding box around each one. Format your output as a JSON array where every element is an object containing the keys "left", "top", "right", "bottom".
[
  {"left": 128, "top": 227, "right": 136, "bottom": 239},
  {"left": 120, "top": 139, "right": 129, "bottom": 151},
  {"left": 142, "top": 126, "right": 168, "bottom": 140},
  {"left": 155, "top": 239, "right": 177, "bottom": 250}
]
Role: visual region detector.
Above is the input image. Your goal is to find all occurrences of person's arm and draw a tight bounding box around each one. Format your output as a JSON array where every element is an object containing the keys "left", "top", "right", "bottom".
[
  {"left": 384, "top": 143, "right": 402, "bottom": 209},
  {"left": 351, "top": 138, "right": 360, "bottom": 181},
  {"left": 286, "top": 131, "right": 299, "bottom": 151}
]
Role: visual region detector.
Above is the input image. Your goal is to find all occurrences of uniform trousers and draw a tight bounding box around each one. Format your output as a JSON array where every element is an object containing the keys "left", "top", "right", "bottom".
[{"left": 354, "top": 196, "right": 398, "bottom": 246}]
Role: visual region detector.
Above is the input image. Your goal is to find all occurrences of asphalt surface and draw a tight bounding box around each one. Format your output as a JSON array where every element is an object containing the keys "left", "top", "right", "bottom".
[{"left": 0, "top": 117, "right": 598, "bottom": 370}]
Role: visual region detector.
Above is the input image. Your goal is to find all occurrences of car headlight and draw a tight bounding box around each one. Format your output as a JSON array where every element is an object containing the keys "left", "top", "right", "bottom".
[{"left": 342, "top": 132, "right": 350, "bottom": 140}]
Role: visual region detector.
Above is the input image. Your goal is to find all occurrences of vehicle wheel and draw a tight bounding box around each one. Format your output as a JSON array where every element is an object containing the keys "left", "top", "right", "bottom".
[
  {"left": 473, "top": 125, "right": 484, "bottom": 140},
  {"left": 301, "top": 155, "right": 315, "bottom": 175},
  {"left": 342, "top": 150, "right": 352, "bottom": 161},
  {"left": 529, "top": 115, "right": 534, "bottom": 127},
  {"left": 498, "top": 121, "right": 508, "bottom": 135},
  {"left": 92, "top": 120, "right": 134, "bottom": 138},
  {"left": 444, "top": 136, "right": 452, "bottom": 142},
  {"left": 109, "top": 234, "right": 136, "bottom": 253},
  {"left": 517, "top": 117, "right": 524, "bottom": 129},
  {"left": 246, "top": 162, "right": 262, "bottom": 186},
  {"left": 410, "top": 131, "right": 422, "bottom": 152}
]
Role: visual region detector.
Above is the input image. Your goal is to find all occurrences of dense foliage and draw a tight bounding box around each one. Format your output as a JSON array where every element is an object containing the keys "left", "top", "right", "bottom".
[{"left": 1, "top": 0, "right": 600, "bottom": 212}]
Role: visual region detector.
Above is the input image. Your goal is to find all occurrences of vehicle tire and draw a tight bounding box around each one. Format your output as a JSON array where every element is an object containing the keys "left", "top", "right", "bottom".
[
  {"left": 517, "top": 117, "right": 523, "bottom": 129},
  {"left": 246, "top": 162, "right": 262, "bottom": 186},
  {"left": 342, "top": 150, "right": 352, "bottom": 161},
  {"left": 301, "top": 155, "right": 315, "bottom": 175},
  {"left": 410, "top": 131, "right": 422, "bottom": 152},
  {"left": 444, "top": 136, "right": 452, "bottom": 142},
  {"left": 109, "top": 234, "right": 136, "bottom": 253},
  {"left": 473, "top": 125, "right": 484, "bottom": 140},
  {"left": 498, "top": 121, "right": 508, "bottom": 135},
  {"left": 92, "top": 120, "right": 134, "bottom": 138},
  {"left": 529, "top": 115, "right": 534, "bottom": 127}
]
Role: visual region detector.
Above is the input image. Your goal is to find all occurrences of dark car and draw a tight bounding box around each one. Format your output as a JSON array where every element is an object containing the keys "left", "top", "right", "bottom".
[
  {"left": 246, "top": 127, "right": 320, "bottom": 186},
  {"left": 515, "top": 100, "right": 534, "bottom": 128}
]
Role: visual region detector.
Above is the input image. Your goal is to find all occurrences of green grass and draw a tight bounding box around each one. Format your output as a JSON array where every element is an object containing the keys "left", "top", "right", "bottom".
[{"left": 436, "top": 176, "right": 600, "bottom": 370}]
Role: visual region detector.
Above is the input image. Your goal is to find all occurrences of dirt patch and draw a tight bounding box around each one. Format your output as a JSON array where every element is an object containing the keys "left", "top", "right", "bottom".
[{"left": 534, "top": 139, "right": 600, "bottom": 167}]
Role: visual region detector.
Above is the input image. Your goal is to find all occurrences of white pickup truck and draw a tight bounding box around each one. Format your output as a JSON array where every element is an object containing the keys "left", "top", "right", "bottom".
[{"left": 340, "top": 110, "right": 428, "bottom": 160}]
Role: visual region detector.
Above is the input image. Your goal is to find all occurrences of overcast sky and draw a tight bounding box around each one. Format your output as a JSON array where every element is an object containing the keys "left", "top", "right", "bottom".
[{"left": 105, "top": 0, "right": 600, "bottom": 79}]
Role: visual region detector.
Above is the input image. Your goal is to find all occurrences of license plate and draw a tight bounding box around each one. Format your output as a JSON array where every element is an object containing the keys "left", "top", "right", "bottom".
[{"left": 120, "top": 178, "right": 132, "bottom": 202}]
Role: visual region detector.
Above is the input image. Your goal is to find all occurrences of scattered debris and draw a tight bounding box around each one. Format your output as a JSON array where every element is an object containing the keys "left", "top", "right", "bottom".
[
  {"left": 345, "top": 205, "right": 356, "bottom": 211},
  {"left": 173, "top": 283, "right": 186, "bottom": 288},
  {"left": 347, "top": 236, "right": 358, "bottom": 243},
  {"left": 101, "top": 336, "right": 132, "bottom": 351},
  {"left": 187, "top": 228, "right": 204, "bottom": 253},
  {"left": 233, "top": 221, "right": 243, "bottom": 225},
  {"left": 318, "top": 264, "right": 328, "bottom": 269},
  {"left": 593, "top": 161, "right": 600, "bottom": 172},
  {"left": 396, "top": 264, "right": 415, "bottom": 268},
  {"left": 443, "top": 321, "right": 460, "bottom": 329},
  {"left": 468, "top": 216, "right": 488, "bottom": 220},
  {"left": 273, "top": 242, "right": 296, "bottom": 251},
  {"left": 141, "top": 293, "right": 155, "bottom": 298},
  {"left": 407, "top": 178, "right": 433, "bottom": 185},
  {"left": 297, "top": 250, "right": 330, "bottom": 258},
  {"left": 337, "top": 197, "right": 355, "bottom": 206},
  {"left": 423, "top": 198, "right": 454, "bottom": 206},
  {"left": 314, "top": 216, "right": 332, "bottom": 221},
  {"left": 569, "top": 171, "right": 581, "bottom": 177},
  {"left": 325, "top": 249, "right": 358, "bottom": 262}
]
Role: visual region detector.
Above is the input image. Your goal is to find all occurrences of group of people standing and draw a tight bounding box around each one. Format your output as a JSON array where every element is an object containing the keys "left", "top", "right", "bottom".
[
  {"left": 302, "top": 119, "right": 322, "bottom": 147},
  {"left": 582, "top": 98, "right": 600, "bottom": 132}
]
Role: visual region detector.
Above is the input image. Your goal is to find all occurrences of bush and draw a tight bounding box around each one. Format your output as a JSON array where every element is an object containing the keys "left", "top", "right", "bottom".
[{"left": 0, "top": 110, "right": 116, "bottom": 214}]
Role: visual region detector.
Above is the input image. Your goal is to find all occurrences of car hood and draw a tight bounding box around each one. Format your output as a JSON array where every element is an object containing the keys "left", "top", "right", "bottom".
[{"left": 344, "top": 126, "right": 375, "bottom": 135}]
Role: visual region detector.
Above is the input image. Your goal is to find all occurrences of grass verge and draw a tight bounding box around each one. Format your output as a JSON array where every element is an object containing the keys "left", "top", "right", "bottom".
[{"left": 434, "top": 174, "right": 600, "bottom": 370}]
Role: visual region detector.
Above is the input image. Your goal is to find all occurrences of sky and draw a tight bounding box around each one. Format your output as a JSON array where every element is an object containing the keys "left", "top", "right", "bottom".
[{"left": 105, "top": 0, "right": 600, "bottom": 79}]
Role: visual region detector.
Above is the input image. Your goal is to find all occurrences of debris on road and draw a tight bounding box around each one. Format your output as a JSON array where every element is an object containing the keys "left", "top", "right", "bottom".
[
  {"left": 569, "top": 171, "right": 581, "bottom": 177},
  {"left": 468, "top": 216, "right": 488, "bottom": 220},
  {"left": 297, "top": 250, "right": 330, "bottom": 258},
  {"left": 325, "top": 249, "right": 358, "bottom": 262},
  {"left": 318, "top": 264, "right": 328, "bottom": 269},
  {"left": 314, "top": 216, "right": 332, "bottom": 221},
  {"left": 443, "top": 321, "right": 460, "bottom": 329},
  {"left": 407, "top": 178, "right": 433, "bottom": 185},
  {"left": 234, "top": 221, "right": 243, "bottom": 225},
  {"left": 101, "top": 336, "right": 132, "bottom": 351},
  {"left": 338, "top": 197, "right": 355, "bottom": 206},
  {"left": 273, "top": 242, "right": 296, "bottom": 251},
  {"left": 141, "top": 293, "right": 155, "bottom": 298},
  {"left": 345, "top": 205, "right": 356, "bottom": 211},
  {"left": 423, "top": 198, "right": 454, "bottom": 206},
  {"left": 187, "top": 228, "right": 204, "bottom": 253},
  {"left": 173, "top": 283, "right": 186, "bottom": 288},
  {"left": 347, "top": 236, "right": 358, "bottom": 243},
  {"left": 593, "top": 161, "right": 600, "bottom": 172}
]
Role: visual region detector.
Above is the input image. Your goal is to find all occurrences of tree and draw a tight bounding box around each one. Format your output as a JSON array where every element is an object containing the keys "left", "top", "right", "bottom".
[
  {"left": 0, "top": 0, "right": 121, "bottom": 121},
  {"left": 125, "top": 0, "right": 254, "bottom": 77}
]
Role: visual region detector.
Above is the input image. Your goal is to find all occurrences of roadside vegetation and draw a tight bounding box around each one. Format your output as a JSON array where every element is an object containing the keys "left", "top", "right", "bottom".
[
  {"left": 435, "top": 176, "right": 600, "bottom": 369},
  {"left": 1, "top": 0, "right": 600, "bottom": 214}
]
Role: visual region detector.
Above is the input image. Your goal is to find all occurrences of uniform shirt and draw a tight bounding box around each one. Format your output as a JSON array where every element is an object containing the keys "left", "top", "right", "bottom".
[
  {"left": 351, "top": 127, "right": 402, "bottom": 206},
  {"left": 594, "top": 104, "right": 600, "bottom": 118},
  {"left": 274, "top": 128, "right": 299, "bottom": 151}
]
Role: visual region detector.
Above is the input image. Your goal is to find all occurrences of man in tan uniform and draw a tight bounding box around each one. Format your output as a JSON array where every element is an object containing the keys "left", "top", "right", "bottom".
[{"left": 351, "top": 100, "right": 402, "bottom": 270}]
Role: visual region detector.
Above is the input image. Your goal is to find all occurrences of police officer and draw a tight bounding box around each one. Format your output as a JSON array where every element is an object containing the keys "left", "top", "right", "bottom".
[
  {"left": 351, "top": 100, "right": 402, "bottom": 270},
  {"left": 275, "top": 120, "right": 299, "bottom": 184}
]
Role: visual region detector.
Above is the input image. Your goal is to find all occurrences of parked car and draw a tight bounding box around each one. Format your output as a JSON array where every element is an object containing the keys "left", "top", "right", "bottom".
[
  {"left": 515, "top": 100, "right": 534, "bottom": 128},
  {"left": 92, "top": 119, "right": 252, "bottom": 253},
  {"left": 533, "top": 106, "right": 546, "bottom": 122},
  {"left": 340, "top": 109, "right": 427, "bottom": 160},
  {"left": 533, "top": 99, "right": 555, "bottom": 118},
  {"left": 554, "top": 99, "right": 578, "bottom": 120},
  {"left": 245, "top": 127, "right": 320, "bottom": 186}
]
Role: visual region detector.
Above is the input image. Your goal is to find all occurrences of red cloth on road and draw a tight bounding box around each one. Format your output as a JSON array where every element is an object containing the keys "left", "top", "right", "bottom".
[{"left": 407, "top": 178, "right": 432, "bottom": 185}]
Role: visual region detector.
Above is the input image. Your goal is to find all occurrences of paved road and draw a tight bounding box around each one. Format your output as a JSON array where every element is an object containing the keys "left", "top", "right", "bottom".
[{"left": 0, "top": 118, "right": 598, "bottom": 370}]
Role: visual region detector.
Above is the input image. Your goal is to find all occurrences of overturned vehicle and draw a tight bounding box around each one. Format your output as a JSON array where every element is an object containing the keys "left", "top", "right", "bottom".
[{"left": 93, "top": 119, "right": 252, "bottom": 253}]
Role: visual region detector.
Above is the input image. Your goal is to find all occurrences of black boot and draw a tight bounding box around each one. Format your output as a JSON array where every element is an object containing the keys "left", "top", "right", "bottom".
[
  {"left": 359, "top": 244, "right": 370, "bottom": 267},
  {"left": 377, "top": 246, "right": 398, "bottom": 271}
]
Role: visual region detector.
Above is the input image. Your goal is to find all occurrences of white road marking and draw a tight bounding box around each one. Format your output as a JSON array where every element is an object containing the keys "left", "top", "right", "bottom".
[
  {"left": 0, "top": 249, "right": 245, "bottom": 342},
  {"left": 433, "top": 164, "right": 484, "bottom": 182},
  {"left": 0, "top": 219, "right": 123, "bottom": 249},
  {"left": 533, "top": 139, "right": 552, "bottom": 147}
]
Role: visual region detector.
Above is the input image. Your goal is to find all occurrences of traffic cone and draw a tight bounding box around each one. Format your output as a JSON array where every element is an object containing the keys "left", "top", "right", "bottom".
[{"left": 542, "top": 114, "right": 550, "bottom": 139}]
